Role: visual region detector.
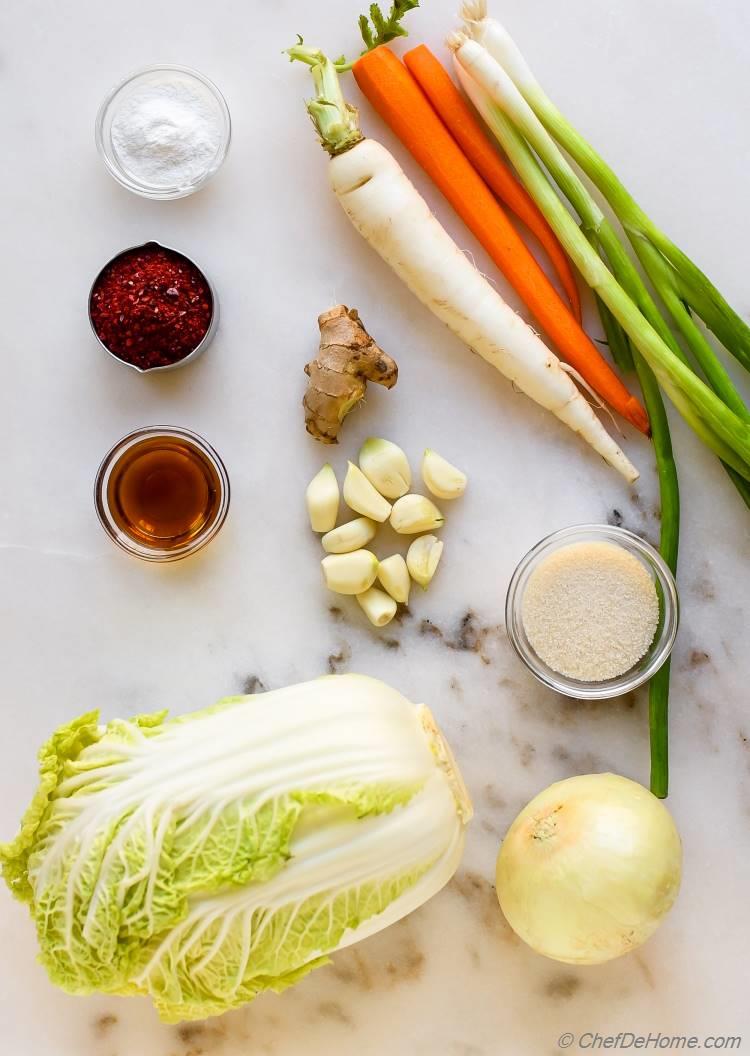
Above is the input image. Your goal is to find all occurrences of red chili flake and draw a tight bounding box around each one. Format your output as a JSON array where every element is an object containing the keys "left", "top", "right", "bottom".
[{"left": 90, "top": 244, "right": 213, "bottom": 370}]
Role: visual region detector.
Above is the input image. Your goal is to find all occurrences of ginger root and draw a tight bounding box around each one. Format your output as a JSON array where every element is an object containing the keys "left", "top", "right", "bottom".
[{"left": 304, "top": 305, "right": 398, "bottom": 444}]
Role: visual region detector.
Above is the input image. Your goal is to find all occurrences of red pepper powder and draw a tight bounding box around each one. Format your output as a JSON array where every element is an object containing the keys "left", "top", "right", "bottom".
[{"left": 90, "top": 243, "right": 213, "bottom": 370}]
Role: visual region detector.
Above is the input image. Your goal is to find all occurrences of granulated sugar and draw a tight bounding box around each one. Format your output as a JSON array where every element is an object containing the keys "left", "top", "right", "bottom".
[{"left": 522, "top": 541, "right": 660, "bottom": 682}]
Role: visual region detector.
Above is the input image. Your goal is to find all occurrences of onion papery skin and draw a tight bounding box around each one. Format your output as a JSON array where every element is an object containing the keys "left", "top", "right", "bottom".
[{"left": 495, "top": 773, "right": 682, "bottom": 965}]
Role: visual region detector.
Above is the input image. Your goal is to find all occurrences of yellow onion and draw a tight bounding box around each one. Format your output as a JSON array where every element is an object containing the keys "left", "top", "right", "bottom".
[{"left": 496, "top": 773, "right": 682, "bottom": 965}]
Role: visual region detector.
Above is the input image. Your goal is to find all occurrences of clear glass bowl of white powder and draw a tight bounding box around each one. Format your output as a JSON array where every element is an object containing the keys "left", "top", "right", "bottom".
[
  {"left": 95, "top": 65, "right": 231, "bottom": 199},
  {"left": 505, "top": 525, "right": 679, "bottom": 700}
]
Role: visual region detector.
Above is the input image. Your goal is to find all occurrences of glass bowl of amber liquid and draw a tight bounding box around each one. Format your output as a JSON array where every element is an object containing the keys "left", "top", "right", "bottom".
[{"left": 95, "top": 426, "right": 230, "bottom": 561}]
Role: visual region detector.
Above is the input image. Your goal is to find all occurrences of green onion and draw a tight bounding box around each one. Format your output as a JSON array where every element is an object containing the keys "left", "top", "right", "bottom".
[
  {"left": 451, "top": 39, "right": 750, "bottom": 480},
  {"left": 448, "top": 16, "right": 750, "bottom": 795}
]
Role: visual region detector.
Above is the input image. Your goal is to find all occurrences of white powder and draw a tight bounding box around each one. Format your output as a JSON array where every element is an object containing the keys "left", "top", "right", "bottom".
[
  {"left": 110, "top": 77, "right": 224, "bottom": 189},
  {"left": 522, "top": 541, "right": 660, "bottom": 682}
]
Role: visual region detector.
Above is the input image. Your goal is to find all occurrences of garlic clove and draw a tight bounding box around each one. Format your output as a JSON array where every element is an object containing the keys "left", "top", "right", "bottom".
[
  {"left": 422, "top": 450, "right": 467, "bottom": 500},
  {"left": 322, "top": 550, "right": 379, "bottom": 595},
  {"left": 343, "top": 462, "right": 392, "bottom": 522},
  {"left": 322, "top": 517, "right": 377, "bottom": 554},
  {"left": 390, "top": 494, "right": 445, "bottom": 534},
  {"left": 306, "top": 464, "right": 340, "bottom": 533},
  {"left": 377, "top": 554, "right": 411, "bottom": 605},
  {"left": 407, "top": 535, "right": 444, "bottom": 589},
  {"left": 359, "top": 438, "right": 412, "bottom": 499},
  {"left": 357, "top": 586, "right": 398, "bottom": 627}
]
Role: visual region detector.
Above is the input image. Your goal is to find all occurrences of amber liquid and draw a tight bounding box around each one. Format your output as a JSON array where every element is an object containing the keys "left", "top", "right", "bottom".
[{"left": 107, "top": 436, "right": 222, "bottom": 550}]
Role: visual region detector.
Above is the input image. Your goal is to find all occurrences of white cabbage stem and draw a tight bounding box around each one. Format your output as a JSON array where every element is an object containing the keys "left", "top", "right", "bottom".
[
  {"left": 357, "top": 586, "right": 398, "bottom": 627},
  {"left": 496, "top": 773, "right": 682, "bottom": 965},
  {"left": 322, "top": 517, "right": 377, "bottom": 554},
  {"left": 407, "top": 536, "right": 444, "bottom": 589},
  {"left": 359, "top": 438, "right": 412, "bottom": 499},
  {"left": 422, "top": 450, "right": 467, "bottom": 500},
  {"left": 390, "top": 494, "right": 445, "bottom": 534},
  {"left": 306, "top": 464, "right": 340, "bottom": 532},
  {"left": 377, "top": 554, "right": 411, "bottom": 605},
  {"left": 343, "top": 462, "right": 392, "bottom": 521},
  {"left": 322, "top": 550, "right": 379, "bottom": 594}
]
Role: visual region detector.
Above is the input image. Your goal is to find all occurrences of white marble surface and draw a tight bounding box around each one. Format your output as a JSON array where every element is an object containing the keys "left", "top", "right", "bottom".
[{"left": 2, "top": 0, "right": 750, "bottom": 1051}]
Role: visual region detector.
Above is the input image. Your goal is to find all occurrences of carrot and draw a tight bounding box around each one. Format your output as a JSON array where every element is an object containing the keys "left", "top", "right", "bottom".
[
  {"left": 404, "top": 43, "right": 581, "bottom": 324},
  {"left": 352, "top": 45, "right": 650, "bottom": 436}
]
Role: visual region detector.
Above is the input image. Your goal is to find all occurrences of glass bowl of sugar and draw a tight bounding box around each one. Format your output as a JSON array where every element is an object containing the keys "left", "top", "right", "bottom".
[
  {"left": 505, "top": 524, "right": 679, "bottom": 700},
  {"left": 95, "top": 64, "right": 231, "bottom": 199}
]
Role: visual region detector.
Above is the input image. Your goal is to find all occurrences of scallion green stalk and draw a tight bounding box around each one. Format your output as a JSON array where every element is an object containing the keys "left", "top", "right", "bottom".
[
  {"left": 451, "top": 18, "right": 750, "bottom": 793},
  {"left": 452, "top": 33, "right": 750, "bottom": 506},
  {"left": 452, "top": 47, "right": 750, "bottom": 478},
  {"left": 462, "top": 1, "right": 750, "bottom": 371}
]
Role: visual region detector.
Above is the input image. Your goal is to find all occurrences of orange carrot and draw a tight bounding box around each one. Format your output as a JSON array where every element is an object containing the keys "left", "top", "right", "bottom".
[
  {"left": 353, "top": 46, "right": 650, "bottom": 436},
  {"left": 404, "top": 44, "right": 581, "bottom": 324}
]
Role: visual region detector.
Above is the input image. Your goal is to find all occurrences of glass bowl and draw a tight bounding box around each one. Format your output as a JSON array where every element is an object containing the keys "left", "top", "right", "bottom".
[
  {"left": 95, "top": 64, "right": 231, "bottom": 199},
  {"left": 505, "top": 524, "right": 679, "bottom": 700},
  {"left": 95, "top": 426, "right": 230, "bottom": 562},
  {"left": 88, "top": 241, "right": 219, "bottom": 374}
]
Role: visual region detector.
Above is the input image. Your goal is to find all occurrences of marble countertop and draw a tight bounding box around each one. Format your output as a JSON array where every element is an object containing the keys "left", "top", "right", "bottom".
[{"left": 2, "top": 0, "right": 749, "bottom": 1051}]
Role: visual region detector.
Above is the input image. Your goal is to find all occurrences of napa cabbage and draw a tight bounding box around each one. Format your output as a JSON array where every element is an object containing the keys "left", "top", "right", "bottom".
[{"left": 1, "top": 675, "right": 471, "bottom": 1022}]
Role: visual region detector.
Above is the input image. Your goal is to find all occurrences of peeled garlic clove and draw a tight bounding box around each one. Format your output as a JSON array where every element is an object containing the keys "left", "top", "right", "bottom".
[
  {"left": 322, "top": 517, "right": 377, "bottom": 554},
  {"left": 343, "top": 462, "right": 392, "bottom": 522},
  {"left": 407, "top": 535, "right": 444, "bottom": 589},
  {"left": 359, "top": 438, "right": 412, "bottom": 499},
  {"left": 422, "top": 450, "right": 467, "bottom": 500},
  {"left": 306, "top": 464, "right": 340, "bottom": 533},
  {"left": 377, "top": 554, "right": 411, "bottom": 605},
  {"left": 322, "top": 550, "right": 379, "bottom": 595},
  {"left": 357, "top": 586, "right": 398, "bottom": 627},
  {"left": 390, "top": 494, "right": 445, "bottom": 534}
]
